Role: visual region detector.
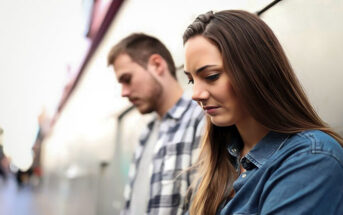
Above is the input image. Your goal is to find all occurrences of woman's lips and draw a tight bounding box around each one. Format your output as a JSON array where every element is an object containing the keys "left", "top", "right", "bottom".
[{"left": 203, "top": 106, "right": 220, "bottom": 115}]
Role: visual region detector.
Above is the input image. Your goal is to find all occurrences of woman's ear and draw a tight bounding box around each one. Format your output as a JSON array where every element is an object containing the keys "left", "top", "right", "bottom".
[{"left": 147, "top": 54, "right": 167, "bottom": 76}]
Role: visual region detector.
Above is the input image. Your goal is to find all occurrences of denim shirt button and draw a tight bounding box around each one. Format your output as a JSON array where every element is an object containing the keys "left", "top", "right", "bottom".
[
  {"left": 241, "top": 157, "right": 255, "bottom": 170},
  {"left": 242, "top": 173, "right": 247, "bottom": 178}
]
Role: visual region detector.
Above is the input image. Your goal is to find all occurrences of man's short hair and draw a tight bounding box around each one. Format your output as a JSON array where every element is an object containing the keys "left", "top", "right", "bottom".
[{"left": 108, "top": 33, "right": 177, "bottom": 79}]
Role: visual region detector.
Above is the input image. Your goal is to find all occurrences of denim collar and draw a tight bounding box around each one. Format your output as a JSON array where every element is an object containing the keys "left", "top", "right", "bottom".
[{"left": 228, "top": 131, "right": 289, "bottom": 169}]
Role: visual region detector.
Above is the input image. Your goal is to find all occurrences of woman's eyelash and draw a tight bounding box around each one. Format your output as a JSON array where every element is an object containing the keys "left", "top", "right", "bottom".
[
  {"left": 187, "top": 74, "right": 219, "bottom": 84},
  {"left": 205, "top": 74, "right": 220, "bottom": 81}
]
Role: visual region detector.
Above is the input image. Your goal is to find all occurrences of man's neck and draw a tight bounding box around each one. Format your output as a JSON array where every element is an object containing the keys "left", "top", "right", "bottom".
[{"left": 156, "top": 82, "right": 183, "bottom": 118}]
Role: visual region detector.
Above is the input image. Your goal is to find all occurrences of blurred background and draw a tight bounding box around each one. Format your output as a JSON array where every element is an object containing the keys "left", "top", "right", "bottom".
[{"left": 0, "top": 0, "right": 342, "bottom": 214}]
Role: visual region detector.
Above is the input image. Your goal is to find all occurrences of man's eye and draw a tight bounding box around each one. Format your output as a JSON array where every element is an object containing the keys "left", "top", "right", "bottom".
[
  {"left": 122, "top": 77, "right": 131, "bottom": 84},
  {"left": 188, "top": 79, "right": 194, "bottom": 85},
  {"left": 205, "top": 74, "right": 220, "bottom": 81}
]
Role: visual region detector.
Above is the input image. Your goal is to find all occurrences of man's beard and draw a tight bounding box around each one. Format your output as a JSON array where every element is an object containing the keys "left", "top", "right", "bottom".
[{"left": 138, "top": 74, "right": 163, "bottom": 114}]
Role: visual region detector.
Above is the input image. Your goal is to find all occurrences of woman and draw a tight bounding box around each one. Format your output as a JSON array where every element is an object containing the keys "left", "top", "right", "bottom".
[{"left": 183, "top": 10, "right": 343, "bottom": 215}]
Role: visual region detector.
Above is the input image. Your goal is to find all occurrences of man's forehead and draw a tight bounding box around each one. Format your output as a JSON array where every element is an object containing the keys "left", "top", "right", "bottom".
[
  {"left": 113, "top": 55, "right": 135, "bottom": 76},
  {"left": 113, "top": 53, "right": 133, "bottom": 67}
]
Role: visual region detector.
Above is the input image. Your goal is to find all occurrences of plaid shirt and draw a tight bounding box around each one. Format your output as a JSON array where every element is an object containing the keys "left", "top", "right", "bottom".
[{"left": 122, "top": 94, "right": 205, "bottom": 215}]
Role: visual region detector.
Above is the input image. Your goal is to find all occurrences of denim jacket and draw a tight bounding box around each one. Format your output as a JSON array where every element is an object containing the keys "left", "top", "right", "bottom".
[{"left": 219, "top": 130, "right": 343, "bottom": 215}]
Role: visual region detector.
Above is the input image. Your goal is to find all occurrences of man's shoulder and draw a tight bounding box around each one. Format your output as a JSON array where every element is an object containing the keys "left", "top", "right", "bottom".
[
  {"left": 184, "top": 99, "right": 203, "bottom": 115},
  {"left": 178, "top": 97, "right": 204, "bottom": 119},
  {"left": 167, "top": 94, "right": 204, "bottom": 122}
]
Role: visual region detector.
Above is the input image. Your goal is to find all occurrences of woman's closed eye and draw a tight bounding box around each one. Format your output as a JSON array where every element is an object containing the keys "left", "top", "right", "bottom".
[
  {"left": 205, "top": 73, "right": 220, "bottom": 81},
  {"left": 187, "top": 74, "right": 219, "bottom": 85}
]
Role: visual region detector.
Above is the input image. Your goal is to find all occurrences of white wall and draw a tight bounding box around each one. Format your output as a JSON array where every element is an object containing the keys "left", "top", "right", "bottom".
[{"left": 261, "top": 0, "right": 343, "bottom": 133}]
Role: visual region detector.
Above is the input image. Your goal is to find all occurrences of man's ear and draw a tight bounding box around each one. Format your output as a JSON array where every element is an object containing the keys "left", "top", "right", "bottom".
[{"left": 147, "top": 54, "right": 167, "bottom": 76}]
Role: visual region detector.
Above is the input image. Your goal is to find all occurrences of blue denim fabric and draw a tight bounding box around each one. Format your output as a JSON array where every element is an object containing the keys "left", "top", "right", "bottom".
[{"left": 219, "top": 130, "right": 343, "bottom": 215}]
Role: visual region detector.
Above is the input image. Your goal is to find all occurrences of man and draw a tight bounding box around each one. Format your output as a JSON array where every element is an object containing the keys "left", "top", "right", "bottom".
[{"left": 108, "top": 33, "right": 204, "bottom": 215}]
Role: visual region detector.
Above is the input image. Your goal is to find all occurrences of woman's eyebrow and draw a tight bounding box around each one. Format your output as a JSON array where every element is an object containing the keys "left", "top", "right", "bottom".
[{"left": 184, "top": 64, "right": 218, "bottom": 75}]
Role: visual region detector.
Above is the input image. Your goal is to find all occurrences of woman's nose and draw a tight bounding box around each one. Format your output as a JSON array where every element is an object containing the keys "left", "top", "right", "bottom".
[{"left": 192, "top": 83, "right": 209, "bottom": 102}]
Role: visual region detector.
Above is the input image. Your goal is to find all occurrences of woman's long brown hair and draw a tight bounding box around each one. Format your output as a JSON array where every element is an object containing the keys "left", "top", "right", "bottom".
[{"left": 183, "top": 10, "right": 343, "bottom": 215}]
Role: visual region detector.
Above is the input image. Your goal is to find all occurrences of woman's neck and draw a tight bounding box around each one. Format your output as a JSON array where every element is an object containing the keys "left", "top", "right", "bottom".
[{"left": 236, "top": 117, "right": 269, "bottom": 157}]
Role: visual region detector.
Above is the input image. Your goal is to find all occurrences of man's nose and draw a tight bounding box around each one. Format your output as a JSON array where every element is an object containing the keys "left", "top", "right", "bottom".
[{"left": 121, "top": 85, "right": 131, "bottom": 98}]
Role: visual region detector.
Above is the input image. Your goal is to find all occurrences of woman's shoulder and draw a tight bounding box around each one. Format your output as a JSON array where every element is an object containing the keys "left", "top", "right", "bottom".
[
  {"left": 260, "top": 130, "right": 343, "bottom": 214},
  {"left": 281, "top": 129, "right": 343, "bottom": 168}
]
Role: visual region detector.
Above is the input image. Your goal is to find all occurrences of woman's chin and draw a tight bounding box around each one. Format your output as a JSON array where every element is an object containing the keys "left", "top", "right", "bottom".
[{"left": 210, "top": 118, "right": 233, "bottom": 127}]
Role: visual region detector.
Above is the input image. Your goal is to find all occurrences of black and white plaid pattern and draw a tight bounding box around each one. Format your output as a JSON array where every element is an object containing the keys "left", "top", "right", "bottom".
[{"left": 121, "top": 94, "right": 205, "bottom": 215}]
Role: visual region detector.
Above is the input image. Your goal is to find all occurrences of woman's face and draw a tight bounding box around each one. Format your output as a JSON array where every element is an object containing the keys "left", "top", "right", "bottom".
[{"left": 184, "top": 35, "right": 248, "bottom": 127}]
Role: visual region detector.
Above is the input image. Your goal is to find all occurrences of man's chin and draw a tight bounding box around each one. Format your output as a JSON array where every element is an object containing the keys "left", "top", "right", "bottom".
[{"left": 137, "top": 106, "right": 154, "bottom": 115}]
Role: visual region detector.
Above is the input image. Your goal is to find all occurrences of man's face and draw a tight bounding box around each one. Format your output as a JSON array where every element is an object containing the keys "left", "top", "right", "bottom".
[{"left": 113, "top": 53, "right": 163, "bottom": 114}]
